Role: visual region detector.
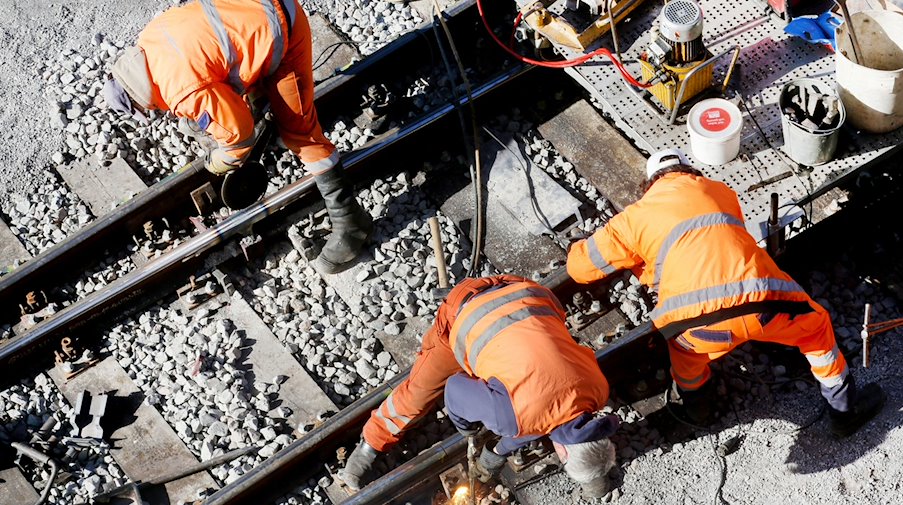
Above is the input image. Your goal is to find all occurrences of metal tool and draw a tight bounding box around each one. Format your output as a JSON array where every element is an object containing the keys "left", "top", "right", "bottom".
[
  {"left": 835, "top": 0, "right": 862, "bottom": 65},
  {"left": 466, "top": 435, "right": 478, "bottom": 505},
  {"left": 221, "top": 115, "right": 275, "bottom": 210},
  {"left": 428, "top": 216, "right": 452, "bottom": 300},
  {"left": 93, "top": 445, "right": 258, "bottom": 503},
  {"left": 11, "top": 442, "right": 59, "bottom": 505},
  {"left": 862, "top": 303, "right": 871, "bottom": 368}
]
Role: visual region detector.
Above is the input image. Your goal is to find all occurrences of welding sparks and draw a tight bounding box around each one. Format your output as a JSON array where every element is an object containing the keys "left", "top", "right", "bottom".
[{"left": 452, "top": 485, "right": 471, "bottom": 504}]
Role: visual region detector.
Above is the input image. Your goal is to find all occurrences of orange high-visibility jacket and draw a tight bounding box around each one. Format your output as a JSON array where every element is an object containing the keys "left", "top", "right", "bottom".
[
  {"left": 567, "top": 172, "right": 812, "bottom": 333},
  {"left": 362, "top": 276, "right": 609, "bottom": 450},
  {"left": 448, "top": 279, "right": 609, "bottom": 436},
  {"left": 138, "top": 0, "right": 331, "bottom": 168}
]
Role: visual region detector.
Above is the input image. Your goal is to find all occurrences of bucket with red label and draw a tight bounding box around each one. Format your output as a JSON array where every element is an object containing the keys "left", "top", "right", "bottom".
[{"left": 686, "top": 98, "right": 743, "bottom": 165}]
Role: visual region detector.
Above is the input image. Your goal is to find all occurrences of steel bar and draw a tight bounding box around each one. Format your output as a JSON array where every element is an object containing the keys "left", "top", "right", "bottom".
[{"left": 341, "top": 434, "right": 468, "bottom": 505}]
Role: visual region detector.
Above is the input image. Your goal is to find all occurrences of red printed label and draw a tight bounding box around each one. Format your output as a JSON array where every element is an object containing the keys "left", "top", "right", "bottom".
[{"left": 699, "top": 107, "right": 731, "bottom": 132}]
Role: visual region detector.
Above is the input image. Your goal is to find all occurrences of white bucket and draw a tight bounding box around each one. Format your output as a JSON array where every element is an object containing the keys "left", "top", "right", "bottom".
[
  {"left": 835, "top": 10, "right": 903, "bottom": 133},
  {"left": 686, "top": 98, "right": 743, "bottom": 165}
]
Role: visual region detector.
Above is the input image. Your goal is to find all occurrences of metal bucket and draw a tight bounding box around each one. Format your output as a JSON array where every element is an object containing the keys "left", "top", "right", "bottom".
[{"left": 779, "top": 78, "right": 845, "bottom": 166}]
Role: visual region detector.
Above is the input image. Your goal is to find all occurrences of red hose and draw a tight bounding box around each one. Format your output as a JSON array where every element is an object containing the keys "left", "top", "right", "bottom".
[{"left": 477, "top": 0, "right": 653, "bottom": 89}]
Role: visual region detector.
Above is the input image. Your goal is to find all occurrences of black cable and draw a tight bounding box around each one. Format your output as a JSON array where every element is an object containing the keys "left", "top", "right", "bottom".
[
  {"left": 738, "top": 97, "right": 816, "bottom": 229},
  {"left": 481, "top": 126, "right": 559, "bottom": 239},
  {"left": 311, "top": 41, "right": 357, "bottom": 73},
  {"left": 429, "top": 0, "right": 484, "bottom": 277}
]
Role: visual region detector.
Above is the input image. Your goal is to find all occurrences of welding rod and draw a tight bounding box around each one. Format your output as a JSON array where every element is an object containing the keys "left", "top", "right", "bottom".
[
  {"left": 862, "top": 303, "right": 871, "bottom": 368},
  {"left": 428, "top": 217, "right": 450, "bottom": 289}
]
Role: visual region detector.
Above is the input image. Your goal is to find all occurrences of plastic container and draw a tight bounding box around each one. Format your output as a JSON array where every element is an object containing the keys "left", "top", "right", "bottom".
[
  {"left": 835, "top": 10, "right": 903, "bottom": 133},
  {"left": 779, "top": 78, "right": 845, "bottom": 166},
  {"left": 686, "top": 98, "right": 743, "bottom": 165}
]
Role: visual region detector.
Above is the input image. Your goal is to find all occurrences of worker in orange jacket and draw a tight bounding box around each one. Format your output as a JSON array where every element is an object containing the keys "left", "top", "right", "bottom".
[
  {"left": 567, "top": 148, "right": 884, "bottom": 436},
  {"left": 340, "top": 275, "right": 619, "bottom": 498},
  {"left": 102, "top": 0, "right": 371, "bottom": 274}
]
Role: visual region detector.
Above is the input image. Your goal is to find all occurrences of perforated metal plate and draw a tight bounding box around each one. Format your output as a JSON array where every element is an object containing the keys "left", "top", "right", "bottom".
[{"left": 543, "top": 0, "right": 903, "bottom": 239}]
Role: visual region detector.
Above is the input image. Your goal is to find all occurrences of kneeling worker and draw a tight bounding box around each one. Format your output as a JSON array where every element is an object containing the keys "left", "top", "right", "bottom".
[
  {"left": 567, "top": 149, "right": 885, "bottom": 436},
  {"left": 340, "top": 275, "right": 620, "bottom": 497}
]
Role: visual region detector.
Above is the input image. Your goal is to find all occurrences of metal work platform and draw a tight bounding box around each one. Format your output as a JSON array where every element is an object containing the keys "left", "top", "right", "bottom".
[{"left": 550, "top": 0, "right": 903, "bottom": 239}]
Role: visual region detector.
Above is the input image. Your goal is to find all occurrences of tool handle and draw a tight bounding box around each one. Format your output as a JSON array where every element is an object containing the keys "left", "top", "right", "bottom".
[
  {"left": 862, "top": 303, "right": 871, "bottom": 368},
  {"left": 428, "top": 217, "right": 450, "bottom": 289}
]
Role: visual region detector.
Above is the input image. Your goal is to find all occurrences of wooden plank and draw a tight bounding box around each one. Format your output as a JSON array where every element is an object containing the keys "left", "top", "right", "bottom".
[
  {"left": 539, "top": 99, "right": 647, "bottom": 211},
  {"left": 48, "top": 358, "right": 217, "bottom": 504},
  {"left": 0, "top": 467, "right": 40, "bottom": 503},
  {"left": 219, "top": 292, "right": 338, "bottom": 428},
  {"left": 0, "top": 218, "right": 29, "bottom": 274},
  {"left": 57, "top": 157, "right": 147, "bottom": 217}
]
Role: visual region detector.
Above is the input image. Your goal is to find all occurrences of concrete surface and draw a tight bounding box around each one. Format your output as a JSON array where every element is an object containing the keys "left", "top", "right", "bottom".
[
  {"left": 308, "top": 12, "right": 361, "bottom": 84},
  {"left": 0, "top": 218, "right": 29, "bottom": 273},
  {"left": 538, "top": 100, "right": 647, "bottom": 211},
  {"left": 219, "top": 290, "right": 338, "bottom": 429},
  {"left": 0, "top": 467, "right": 40, "bottom": 504},
  {"left": 57, "top": 157, "right": 147, "bottom": 217}
]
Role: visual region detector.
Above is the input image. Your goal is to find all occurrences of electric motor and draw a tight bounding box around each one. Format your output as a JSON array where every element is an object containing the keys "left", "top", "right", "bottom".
[{"left": 659, "top": 0, "right": 705, "bottom": 63}]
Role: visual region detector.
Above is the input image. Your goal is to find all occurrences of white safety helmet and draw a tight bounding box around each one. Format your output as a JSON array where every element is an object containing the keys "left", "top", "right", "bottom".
[{"left": 646, "top": 148, "right": 691, "bottom": 180}]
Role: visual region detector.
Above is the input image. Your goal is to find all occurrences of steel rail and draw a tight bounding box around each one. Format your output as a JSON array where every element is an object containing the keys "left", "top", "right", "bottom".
[
  {"left": 0, "top": 62, "right": 530, "bottom": 371},
  {"left": 0, "top": 0, "right": 486, "bottom": 327},
  {"left": 0, "top": 162, "right": 209, "bottom": 324}
]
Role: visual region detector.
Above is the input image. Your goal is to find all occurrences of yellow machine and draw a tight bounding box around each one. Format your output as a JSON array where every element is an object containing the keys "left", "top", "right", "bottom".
[
  {"left": 519, "top": 0, "right": 648, "bottom": 50},
  {"left": 638, "top": 0, "right": 713, "bottom": 110}
]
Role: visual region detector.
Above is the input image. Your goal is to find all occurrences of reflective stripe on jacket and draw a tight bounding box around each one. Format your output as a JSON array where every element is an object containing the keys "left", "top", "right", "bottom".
[
  {"left": 138, "top": 0, "right": 298, "bottom": 166},
  {"left": 448, "top": 280, "right": 609, "bottom": 437},
  {"left": 566, "top": 172, "right": 812, "bottom": 331}
]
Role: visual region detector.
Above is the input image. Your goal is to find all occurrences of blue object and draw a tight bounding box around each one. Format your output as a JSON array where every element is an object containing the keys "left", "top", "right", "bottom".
[{"left": 784, "top": 12, "right": 843, "bottom": 50}]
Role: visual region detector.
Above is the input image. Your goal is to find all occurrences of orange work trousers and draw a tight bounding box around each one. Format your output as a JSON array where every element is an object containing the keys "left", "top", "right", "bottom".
[
  {"left": 669, "top": 300, "right": 848, "bottom": 392},
  {"left": 264, "top": 6, "right": 336, "bottom": 170}
]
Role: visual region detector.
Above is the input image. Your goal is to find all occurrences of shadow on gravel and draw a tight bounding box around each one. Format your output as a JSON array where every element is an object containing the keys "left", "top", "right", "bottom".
[
  {"left": 103, "top": 389, "right": 142, "bottom": 442},
  {"left": 784, "top": 375, "right": 902, "bottom": 474}
]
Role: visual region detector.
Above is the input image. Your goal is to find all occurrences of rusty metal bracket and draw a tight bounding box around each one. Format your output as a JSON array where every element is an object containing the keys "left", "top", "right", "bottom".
[
  {"left": 54, "top": 337, "right": 99, "bottom": 381},
  {"left": 190, "top": 182, "right": 218, "bottom": 216},
  {"left": 439, "top": 463, "right": 471, "bottom": 500}
]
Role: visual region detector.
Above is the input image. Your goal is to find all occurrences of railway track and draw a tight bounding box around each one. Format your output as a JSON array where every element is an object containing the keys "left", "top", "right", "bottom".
[
  {"left": 3, "top": 1, "right": 903, "bottom": 504},
  {"left": 0, "top": 0, "right": 533, "bottom": 374}
]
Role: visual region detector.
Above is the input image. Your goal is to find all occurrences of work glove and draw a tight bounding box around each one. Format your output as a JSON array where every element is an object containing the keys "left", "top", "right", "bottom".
[
  {"left": 339, "top": 440, "right": 379, "bottom": 491},
  {"left": 474, "top": 443, "right": 507, "bottom": 483},
  {"left": 205, "top": 148, "right": 237, "bottom": 176}
]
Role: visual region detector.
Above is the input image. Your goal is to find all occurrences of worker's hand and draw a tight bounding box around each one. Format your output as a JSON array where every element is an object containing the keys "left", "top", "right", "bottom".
[
  {"left": 339, "top": 440, "right": 380, "bottom": 491},
  {"left": 205, "top": 148, "right": 237, "bottom": 176},
  {"left": 474, "top": 443, "right": 507, "bottom": 483}
]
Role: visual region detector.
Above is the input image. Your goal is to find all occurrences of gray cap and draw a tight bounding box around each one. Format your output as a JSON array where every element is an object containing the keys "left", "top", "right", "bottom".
[{"left": 102, "top": 77, "right": 148, "bottom": 124}]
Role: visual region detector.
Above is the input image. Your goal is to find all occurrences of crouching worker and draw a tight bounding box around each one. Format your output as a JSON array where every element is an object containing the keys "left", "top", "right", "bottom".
[
  {"left": 340, "top": 275, "right": 620, "bottom": 498},
  {"left": 102, "top": 0, "right": 371, "bottom": 271},
  {"left": 567, "top": 148, "right": 885, "bottom": 437}
]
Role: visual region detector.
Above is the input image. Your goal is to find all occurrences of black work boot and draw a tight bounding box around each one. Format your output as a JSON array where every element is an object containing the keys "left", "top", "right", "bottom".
[
  {"left": 312, "top": 162, "right": 373, "bottom": 274},
  {"left": 670, "top": 381, "right": 715, "bottom": 426},
  {"left": 828, "top": 381, "right": 886, "bottom": 438}
]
